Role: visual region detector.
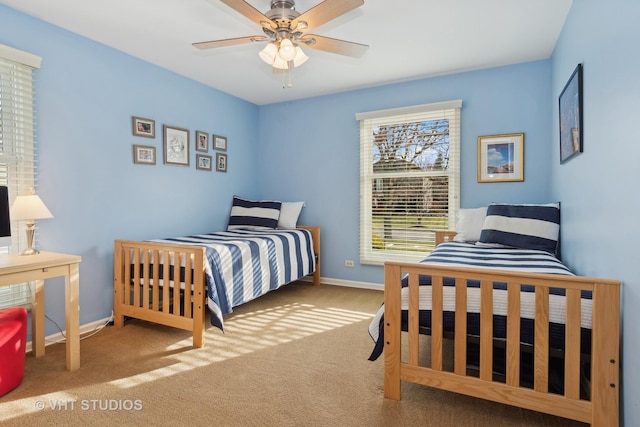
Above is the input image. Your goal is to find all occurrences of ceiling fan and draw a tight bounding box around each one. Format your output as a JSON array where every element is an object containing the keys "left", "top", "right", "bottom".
[{"left": 193, "top": 0, "right": 368, "bottom": 73}]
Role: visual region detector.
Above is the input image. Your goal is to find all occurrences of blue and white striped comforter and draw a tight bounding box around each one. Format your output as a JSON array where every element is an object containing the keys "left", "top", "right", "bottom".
[
  {"left": 368, "top": 242, "right": 585, "bottom": 361},
  {"left": 154, "top": 228, "right": 315, "bottom": 330}
]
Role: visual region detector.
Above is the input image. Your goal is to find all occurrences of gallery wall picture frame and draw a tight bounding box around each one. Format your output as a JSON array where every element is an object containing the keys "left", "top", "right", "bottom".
[
  {"left": 133, "top": 144, "right": 156, "bottom": 165},
  {"left": 196, "top": 154, "right": 212, "bottom": 171},
  {"left": 477, "top": 133, "right": 524, "bottom": 183},
  {"left": 216, "top": 153, "right": 227, "bottom": 172},
  {"left": 559, "top": 63, "right": 583, "bottom": 164},
  {"left": 195, "top": 131, "right": 209, "bottom": 152},
  {"left": 132, "top": 116, "right": 155, "bottom": 138},
  {"left": 213, "top": 134, "right": 227, "bottom": 151},
  {"left": 163, "top": 125, "right": 190, "bottom": 166}
]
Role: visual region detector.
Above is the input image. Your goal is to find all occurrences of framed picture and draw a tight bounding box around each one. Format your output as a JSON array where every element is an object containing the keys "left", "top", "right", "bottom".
[
  {"left": 213, "top": 134, "right": 227, "bottom": 151},
  {"left": 132, "top": 116, "right": 155, "bottom": 138},
  {"left": 133, "top": 144, "right": 156, "bottom": 165},
  {"left": 196, "top": 154, "right": 212, "bottom": 171},
  {"left": 559, "top": 63, "right": 583, "bottom": 163},
  {"left": 195, "top": 131, "right": 208, "bottom": 152},
  {"left": 477, "top": 133, "right": 524, "bottom": 183},
  {"left": 216, "top": 153, "right": 227, "bottom": 172},
  {"left": 163, "top": 125, "right": 190, "bottom": 166}
]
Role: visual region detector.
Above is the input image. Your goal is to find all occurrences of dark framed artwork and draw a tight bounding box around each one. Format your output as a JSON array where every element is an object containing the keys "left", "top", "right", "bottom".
[
  {"left": 559, "top": 64, "right": 583, "bottom": 163},
  {"left": 163, "top": 125, "right": 190, "bottom": 166},
  {"left": 132, "top": 116, "right": 155, "bottom": 138},
  {"left": 477, "top": 133, "right": 524, "bottom": 183}
]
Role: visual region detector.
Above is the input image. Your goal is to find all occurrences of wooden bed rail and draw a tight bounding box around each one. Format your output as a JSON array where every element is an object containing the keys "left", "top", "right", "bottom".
[
  {"left": 113, "top": 240, "right": 207, "bottom": 347},
  {"left": 383, "top": 261, "right": 620, "bottom": 426}
]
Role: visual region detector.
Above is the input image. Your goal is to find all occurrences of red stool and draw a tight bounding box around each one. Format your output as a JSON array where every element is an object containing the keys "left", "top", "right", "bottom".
[{"left": 0, "top": 307, "right": 27, "bottom": 396}]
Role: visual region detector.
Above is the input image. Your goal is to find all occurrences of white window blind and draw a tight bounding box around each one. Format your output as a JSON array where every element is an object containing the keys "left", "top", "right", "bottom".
[
  {"left": 357, "top": 100, "right": 461, "bottom": 265},
  {"left": 0, "top": 44, "right": 41, "bottom": 309}
]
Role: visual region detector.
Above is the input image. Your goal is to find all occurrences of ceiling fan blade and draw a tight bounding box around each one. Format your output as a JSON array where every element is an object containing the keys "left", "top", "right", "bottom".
[
  {"left": 299, "top": 34, "right": 368, "bottom": 58},
  {"left": 291, "top": 0, "right": 364, "bottom": 32},
  {"left": 193, "top": 35, "right": 269, "bottom": 50},
  {"left": 220, "top": 0, "right": 277, "bottom": 30}
]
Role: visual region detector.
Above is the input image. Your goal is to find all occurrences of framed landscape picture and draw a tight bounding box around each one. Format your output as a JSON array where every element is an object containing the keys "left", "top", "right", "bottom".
[{"left": 477, "top": 133, "right": 524, "bottom": 183}]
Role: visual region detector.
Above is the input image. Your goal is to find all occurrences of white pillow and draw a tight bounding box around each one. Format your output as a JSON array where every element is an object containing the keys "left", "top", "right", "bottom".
[
  {"left": 278, "top": 201, "right": 305, "bottom": 229},
  {"left": 453, "top": 207, "right": 487, "bottom": 242}
]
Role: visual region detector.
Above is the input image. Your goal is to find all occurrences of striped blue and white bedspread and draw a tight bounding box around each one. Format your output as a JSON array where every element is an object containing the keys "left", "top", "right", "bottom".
[
  {"left": 368, "top": 242, "right": 587, "bottom": 361},
  {"left": 154, "top": 228, "right": 315, "bottom": 330}
]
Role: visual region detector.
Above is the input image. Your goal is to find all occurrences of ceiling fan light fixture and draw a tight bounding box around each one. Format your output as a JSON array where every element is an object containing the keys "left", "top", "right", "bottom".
[
  {"left": 259, "top": 42, "right": 278, "bottom": 65},
  {"left": 278, "top": 38, "right": 297, "bottom": 61},
  {"left": 272, "top": 55, "right": 290, "bottom": 70},
  {"left": 293, "top": 46, "right": 308, "bottom": 67}
]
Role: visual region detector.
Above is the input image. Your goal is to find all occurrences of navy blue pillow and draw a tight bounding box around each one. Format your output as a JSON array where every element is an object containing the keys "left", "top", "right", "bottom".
[
  {"left": 227, "top": 196, "right": 282, "bottom": 231},
  {"left": 478, "top": 203, "right": 560, "bottom": 254}
]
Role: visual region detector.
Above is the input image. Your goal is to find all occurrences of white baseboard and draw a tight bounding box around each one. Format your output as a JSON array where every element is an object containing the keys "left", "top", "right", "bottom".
[{"left": 26, "top": 314, "right": 113, "bottom": 353}]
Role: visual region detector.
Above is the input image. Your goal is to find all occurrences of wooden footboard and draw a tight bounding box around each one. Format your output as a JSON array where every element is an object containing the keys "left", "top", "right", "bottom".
[
  {"left": 383, "top": 261, "right": 620, "bottom": 426},
  {"left": 113, "top": 240, "right": 207, "bottom": 347},
  {"left": 113, "top": 226, "right": 321, "bottom": 348}
]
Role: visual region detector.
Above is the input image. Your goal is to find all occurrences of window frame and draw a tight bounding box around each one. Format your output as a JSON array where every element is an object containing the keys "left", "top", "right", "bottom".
[
  {"left": 356, "top": 100, "right": 461, "bottom": 265},
  {"left": 0, "top": 44, "right": 41, "bottom": 309}
]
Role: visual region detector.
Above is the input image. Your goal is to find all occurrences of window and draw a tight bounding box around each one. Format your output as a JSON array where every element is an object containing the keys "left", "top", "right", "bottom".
[
  {"left": 0, "top": 44, "right": 41, "bottom": 309},
  {"left": 356, "top": 100, "right": 461, "bottom": 265}
]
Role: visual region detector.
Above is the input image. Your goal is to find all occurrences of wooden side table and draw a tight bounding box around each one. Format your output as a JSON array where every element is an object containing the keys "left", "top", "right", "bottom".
[{"left": 0, "top": 252, "right": 81, "bottom": 371}]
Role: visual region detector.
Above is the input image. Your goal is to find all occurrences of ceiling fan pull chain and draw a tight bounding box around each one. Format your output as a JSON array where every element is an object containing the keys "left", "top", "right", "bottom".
[{"left": 282, "top": 66, "right": 293, "bottom": 89}]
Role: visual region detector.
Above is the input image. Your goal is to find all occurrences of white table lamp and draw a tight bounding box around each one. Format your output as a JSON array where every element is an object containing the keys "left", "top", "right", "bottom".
[{"left": 10, "top": 193, "right": 54, "bottom": 255}]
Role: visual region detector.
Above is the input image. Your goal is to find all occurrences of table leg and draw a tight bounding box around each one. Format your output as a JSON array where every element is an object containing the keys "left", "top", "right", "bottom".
[
  {"left": 65, "top": 263, "right": 80, "bottom": 371},
  {"left": 32, "top": 279, "right": 45, "bottom": 357}
]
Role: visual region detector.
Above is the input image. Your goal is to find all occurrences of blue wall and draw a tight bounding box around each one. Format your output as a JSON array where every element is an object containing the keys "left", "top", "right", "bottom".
[
  {"left": 258, "top": 61, "right": 553, "bottom": 284},
  {"left": 0, "top": 5, "right": 260, "bottom": 329},
  {"left": 550, "top": 1, "right": 640, "bottom": 423},
  {"left": 2, "top": 1, "right": 638, "bottom": 423}
]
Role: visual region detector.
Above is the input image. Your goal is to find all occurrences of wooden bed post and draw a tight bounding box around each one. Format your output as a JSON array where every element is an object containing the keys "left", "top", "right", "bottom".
[
  {"left": 383, "top": 262, "right": 402, "bottom": 400},
  {"left": 297, "top": 225, "right": 321, "bottom": 285},
  {"left": 191, "top": 246, "right": 207, "bottom": 348},
  {"left": 113, "top": 240, "right": 124, "bottom": 328},
  {"left": 590, "top": 281, "right": 620, "bottom": 427}
]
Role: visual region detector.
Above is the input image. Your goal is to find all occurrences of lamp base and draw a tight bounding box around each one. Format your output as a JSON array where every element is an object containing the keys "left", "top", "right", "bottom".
[
  {"left": 20, "top": 221, "right": 40, "bottom": 256},
  {"left": 20, "top": 248, "right": 40, "bottom": 256}
]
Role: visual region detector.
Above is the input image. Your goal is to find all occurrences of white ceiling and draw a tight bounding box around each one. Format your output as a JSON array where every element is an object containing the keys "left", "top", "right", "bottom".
[{"left": 2, "top": 0, "right": 572, "bottom": 105}]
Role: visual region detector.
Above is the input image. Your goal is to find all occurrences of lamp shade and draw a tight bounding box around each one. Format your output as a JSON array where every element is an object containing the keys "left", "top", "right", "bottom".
[
  {"left": 293, "top": 46, "right": 309, "bottom": 67},
  {"left": 11, "top": 194, "right": 53, "bottom": 221},
  {"left": 272, "top": 55, "right": 289, "bottom": 70},
  {"left": 278, "top": 38, "right": 296, "bottom": 61},
  {"left": 258, "top": 42, "right": 277, "bottom": 65}
]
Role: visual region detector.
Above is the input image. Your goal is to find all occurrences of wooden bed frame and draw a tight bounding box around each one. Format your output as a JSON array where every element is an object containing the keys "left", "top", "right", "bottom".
[
  {"left": 383, "top": 231, "right": 620, "bottom": 426},
  {"left": 113, "top": 225, "right": 321, "bottom": 348}
]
